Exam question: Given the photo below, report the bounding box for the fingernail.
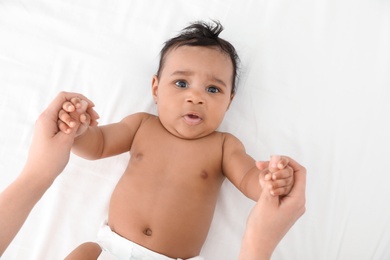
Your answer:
[81,100,88,107]
[278,162,285,169]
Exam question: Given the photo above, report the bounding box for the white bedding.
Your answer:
[1,0,390,259]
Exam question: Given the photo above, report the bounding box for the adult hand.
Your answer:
[24,91,99,182]
[239,156,306,260]
[0,91,98,256]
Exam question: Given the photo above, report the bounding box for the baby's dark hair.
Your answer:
[157,20,240,94]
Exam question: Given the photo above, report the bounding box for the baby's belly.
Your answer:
[107,171,222,259]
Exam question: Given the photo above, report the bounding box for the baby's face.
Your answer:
[152,45,234,139]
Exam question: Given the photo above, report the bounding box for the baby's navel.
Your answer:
[143,228,152,236]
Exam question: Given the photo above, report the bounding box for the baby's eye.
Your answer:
[175,80,188,88]
[207,86,220,93]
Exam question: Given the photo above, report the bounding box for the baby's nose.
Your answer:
[186,89,205,104]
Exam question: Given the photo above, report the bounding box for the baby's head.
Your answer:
[156,20,240,94]
[152,21,239,139]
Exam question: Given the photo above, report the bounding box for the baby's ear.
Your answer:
[151,75,159,103]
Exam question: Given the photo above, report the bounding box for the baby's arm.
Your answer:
[222,134,294,200]
[58,97,147,160]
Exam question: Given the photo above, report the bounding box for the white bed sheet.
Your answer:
[1,0,390,259]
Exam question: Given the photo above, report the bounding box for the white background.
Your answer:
[1,0,390,259]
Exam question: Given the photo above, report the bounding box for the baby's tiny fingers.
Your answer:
[272,166,293,180]
[59,109,76,128]
[270,186,290,196]
[70,97,82,109]
[269,177,293,190]
[62,101,76,112]
[58,119,71,134]
[79,112,91,126]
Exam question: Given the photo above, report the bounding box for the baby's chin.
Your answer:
[158,116,218,140]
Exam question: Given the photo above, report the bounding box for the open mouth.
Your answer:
[187,114,199,119]
[184,113,202,125]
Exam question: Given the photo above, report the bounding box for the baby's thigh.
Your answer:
[64,242,102,260]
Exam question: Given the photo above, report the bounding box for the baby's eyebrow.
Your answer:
[170,70,192,77]
[170,70,228,88]
[210,77,228,89]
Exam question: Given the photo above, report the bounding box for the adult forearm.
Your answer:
[239,229,274,260]
[0,168,54,255]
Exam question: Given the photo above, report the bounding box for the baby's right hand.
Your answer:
[58,97,97,137]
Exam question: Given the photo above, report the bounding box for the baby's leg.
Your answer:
[64,242,102,260]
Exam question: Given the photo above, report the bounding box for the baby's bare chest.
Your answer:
[128,125,225,182]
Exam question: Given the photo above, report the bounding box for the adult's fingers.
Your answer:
[280,157,307,213]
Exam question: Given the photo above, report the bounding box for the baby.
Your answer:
[59,21,294,259]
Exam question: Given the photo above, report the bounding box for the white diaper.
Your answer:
[97,222,204,260]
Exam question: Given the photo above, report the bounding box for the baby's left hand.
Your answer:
[58,96,98,137]
[257,155,294,196]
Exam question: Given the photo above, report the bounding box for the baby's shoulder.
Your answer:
[121,112,156,124]
[117,112,158,133]
[217,131,240,142]
[215,132,241,144]
[217,131,245,150]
